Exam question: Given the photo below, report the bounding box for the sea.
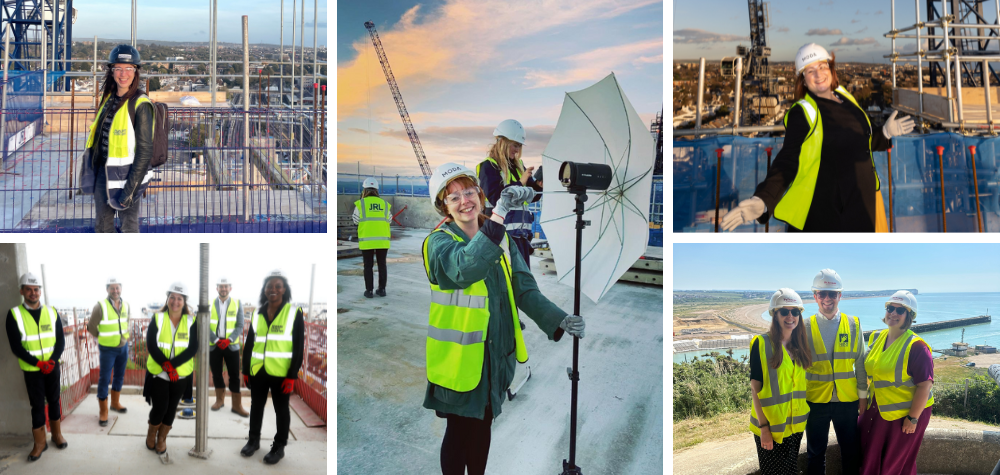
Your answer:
[673,292,1000,364]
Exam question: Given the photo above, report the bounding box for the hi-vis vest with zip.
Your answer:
[355,196,391,250]
[146,312,195,377]
[775,87,881,230]
[249,303,297,377]
[805,313,862,403]
[97,299,130,347]
[421,227,528,392]
[10,304,57,372]
[865,329,934,421]
[748,334,810,444]
[210,298,240,344]
[85,94,156,202]
[477,157,534,234]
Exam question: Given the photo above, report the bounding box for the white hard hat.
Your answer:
[106,277,121,286]
[811,268,844,291]
[266,269,285,280]
[362,177,379,190]
[885,290,918,321]
[217,277,231,286]
[493,119,526,144]
[19,272,41,287]
[166,282,188,298]
[795,43,832,75]
[769,288,805,317]
[428,162,479,207]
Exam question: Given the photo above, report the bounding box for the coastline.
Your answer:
[720,295,883,330]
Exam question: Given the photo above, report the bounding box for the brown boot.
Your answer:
[49,419,67,449]
[211,388,225,411]
[155,424,171,455]
[109,390,127,413]
[146,423,160,450]
[27,427,47,461]
[230,392,249,418]
[98,398,109,427]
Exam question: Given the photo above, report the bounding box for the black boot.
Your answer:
[263,443,285,464]
[240,438,260,457]
[364,290,374,298]
[375,288,386,297]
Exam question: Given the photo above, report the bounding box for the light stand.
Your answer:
[560,187,587,475]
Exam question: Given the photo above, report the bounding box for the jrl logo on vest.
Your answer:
[369,203,383,212]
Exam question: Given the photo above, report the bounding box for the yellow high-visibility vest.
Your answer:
[249,303,297,378]
[865,329,934,421]
[421,227,527,392]
[10,304,57,372]
[97,299,130,347]
[146,312,195,378]
[748,334,810,444]
[210,298,240,344]
[355,197,391,250]
[805,313,862,403]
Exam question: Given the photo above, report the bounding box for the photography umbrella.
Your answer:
[539,72,654,474]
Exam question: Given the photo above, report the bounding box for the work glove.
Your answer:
[162,361,179,382]
[107,195,131,211]
[720,196,767,232]
[493,191,515,219]
[35,360,53,374]
[282,378,295,394]
[243,374,251,389]
[882,110,915,139]
[559,314,586,339]
[502,185,536,204]
[217,339,230,350]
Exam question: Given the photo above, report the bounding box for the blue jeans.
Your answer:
[98,344,129,400]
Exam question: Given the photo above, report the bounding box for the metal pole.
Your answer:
[887,147,895,232]
[41,19,47,130]
[313,0,318,89]
[916,0,924,124]
[190,244,212,459]
[984,59,993,131]
[733,57,743,128]
[291,0,296,109]
[40,264,50,307]
[211,0,217,108]
[279,0,284,101]
[52,0,58,79]
[891,0,897,89]
[93,36,97,108]
[299,0,305,110]
[695,58,705,133]
[969,145,983,232]
[131,0,136,46]
[715,148,723,232]
[242,16,250,221]
[69,80,74,199]
[1,28,11,159]
[943,18,954,128]
[955,55,964,125]
[306,263,315,323]
[936,145,948,232]
[764,146,772,232]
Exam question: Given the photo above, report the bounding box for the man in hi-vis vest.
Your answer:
[209,277,248,416]
[87,277,131,427]
[803,269,868,475]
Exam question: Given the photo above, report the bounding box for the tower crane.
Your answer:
[364,20,433,186]
[722,0,777,126]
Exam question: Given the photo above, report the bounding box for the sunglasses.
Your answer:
[776,308,801,317]
[886,305,908,315]
[816,291,840,299]
[443,186,480,206]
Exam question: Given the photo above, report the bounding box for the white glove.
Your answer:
[493,192,514,219]
[882,110,914,139]
[502,185,536,204]
[720,196,766,232]
[559,314,585,339]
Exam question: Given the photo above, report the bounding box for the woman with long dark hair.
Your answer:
[240,270,305,465]
[749,288,812,474]
[81,44,155,232]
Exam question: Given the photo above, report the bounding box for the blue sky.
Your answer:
[337,0,664,176]
[72,1,327,46]
[673,0,935,63]
[673,244,1000,292]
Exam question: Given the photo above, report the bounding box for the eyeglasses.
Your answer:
[443,187,479,206]
[886,305,908,315]
[112,67,136,74]
[776,308,801,317]
[816,291,840,300]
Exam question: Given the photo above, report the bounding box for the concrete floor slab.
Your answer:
[337,228,664,474]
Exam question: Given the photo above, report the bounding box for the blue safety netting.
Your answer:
[0,70,44,160]
[674,133,1000,232]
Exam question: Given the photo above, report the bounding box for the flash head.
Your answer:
[559,162,613,191]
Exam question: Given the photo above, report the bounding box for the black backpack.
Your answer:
[127,95,169,168]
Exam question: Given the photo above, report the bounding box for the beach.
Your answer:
[721,296,881,331]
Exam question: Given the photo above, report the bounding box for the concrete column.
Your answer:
[0,243,32,437]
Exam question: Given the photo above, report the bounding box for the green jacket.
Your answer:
[422,221,567,420]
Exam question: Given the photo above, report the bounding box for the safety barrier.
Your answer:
[674,134,1000,232]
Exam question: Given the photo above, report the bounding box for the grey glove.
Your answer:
[720,196,766,231]
[493,191,515,218]
[882,110,914,139]
[559,314,585,339]
[502,185,536,204]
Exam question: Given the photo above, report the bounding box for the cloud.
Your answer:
[831,37,879,46]
[851,19,861,23]
[523,38,663,88]
[777,26,790,33]
[856,27,869,33]
[347,128,369,135]
[673,29,747,44]
[807,28,843,36]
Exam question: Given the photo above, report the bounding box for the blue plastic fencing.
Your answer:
[0,71,45,160]
[674,134,1000,232]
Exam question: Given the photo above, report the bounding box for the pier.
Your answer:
[862,315,992,340]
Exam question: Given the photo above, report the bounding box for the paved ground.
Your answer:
[337,228,664,474]
[0,393,327,474]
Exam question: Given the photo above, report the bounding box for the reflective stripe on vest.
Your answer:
[774,86,881,230]
[748,334,810,444]
[421,227,528,392]
[210,298,240,342]
[249,303,297,377]
[477,157,533,233]
[97,299,130,347]
[865,330,935,421]
[85,94,156,202]
[11,305,56,372]
[146,312,195,377]
[805,313,861,403]
[355,197,391,250]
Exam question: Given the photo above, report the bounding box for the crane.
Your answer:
[364,20,433,186]
[721,0,777,127]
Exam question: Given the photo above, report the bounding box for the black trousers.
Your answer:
[361,248,388,291]
[440,406,494,475]
[249,372,291,446]
[148,376,186,426]
[210,348,241,392]
[183,374,193,401]
[806,401,861,475]
[23,366,61,429]
[94,169,141,233]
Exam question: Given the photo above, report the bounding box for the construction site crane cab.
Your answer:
[721,57,740,78]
